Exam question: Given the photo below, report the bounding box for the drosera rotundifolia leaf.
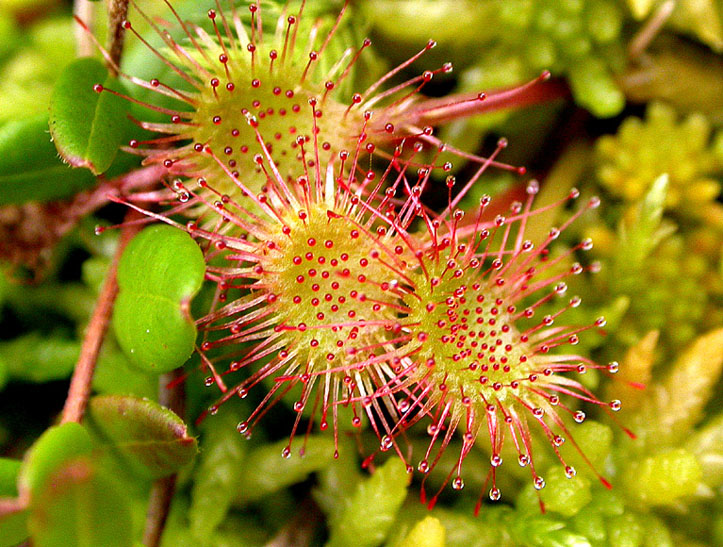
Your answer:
[114,224,205,373]
[49,57,129,175]
[85,395,198,480]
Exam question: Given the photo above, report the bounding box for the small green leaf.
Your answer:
[237,435,336,504]
[0,504,28,547]
[27,457,133,547]
[18,423,93,499]
[326,457,410,547]
[0,459,28,547]
[114,225,205,373]
[0,333,79,383]
[0,458,20,497]
[49,57,128,175]
[85,395,197,479]
[0,115,95,205]
[189,406,247,539]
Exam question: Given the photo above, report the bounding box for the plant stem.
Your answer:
[628,0,676,60]
[73,0,96,57]
[60,211,141,424]
[107,0,130,76]
[142,369,185,547]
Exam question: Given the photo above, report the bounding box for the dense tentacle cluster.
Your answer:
[373,182,628,510]
[96,0,630,511]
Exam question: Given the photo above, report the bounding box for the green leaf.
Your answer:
[237,435,336,504]
[0,459,27,547]
[0,115,95,205]
[114,225,205,373]
[0,333,79,383]
[0,458,20,497]
[189,406,248,539]
[85,395,197,479]
[18,423,93,499]
[49,57,128,175]
[0,504,28,547]
[326,457,410,547]
[27,457,133,547]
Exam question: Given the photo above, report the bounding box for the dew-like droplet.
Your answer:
[610,399,622,411]
[380,435,393,451]
[452,477,465,490]
[491,455,503,467]
[518,454,530,467]
[281,447,291,459]
[534,476,546,490]
[565,466,577,478]
[237,421,248,434]
[418,460,430,473]
[489,487,501,501]
[204,376,214,387]
[573,410,586,423]
[607,361,619,374]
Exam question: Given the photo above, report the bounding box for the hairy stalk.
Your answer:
[107,0,130,76]
[61,210,141,424]
[142,370,185,547]
[73,0,96,57]
[628,0,676,60]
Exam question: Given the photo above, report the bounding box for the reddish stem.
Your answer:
[107,0,130,76]
[61,210,142,424]
[142,369,185,547]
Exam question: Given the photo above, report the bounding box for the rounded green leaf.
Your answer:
[27,457,133,547]
[0,115,95,205]
[114,225,205,373]
[18,423,93,499]
[84,395,197,479]
[49,57,128,175]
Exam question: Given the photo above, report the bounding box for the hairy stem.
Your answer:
[107,0,130,76]
[73,0,96,57]
[61,211,141,424]
[142,369,185,547]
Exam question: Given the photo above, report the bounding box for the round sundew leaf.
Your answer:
[17,423,94,499]
[49,57,128,175]
[27,457,133,547]
[114,225,205,373]
[84,395,198,480]
[0,115,96,205]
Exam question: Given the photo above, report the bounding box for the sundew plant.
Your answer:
[0,1,722,546]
